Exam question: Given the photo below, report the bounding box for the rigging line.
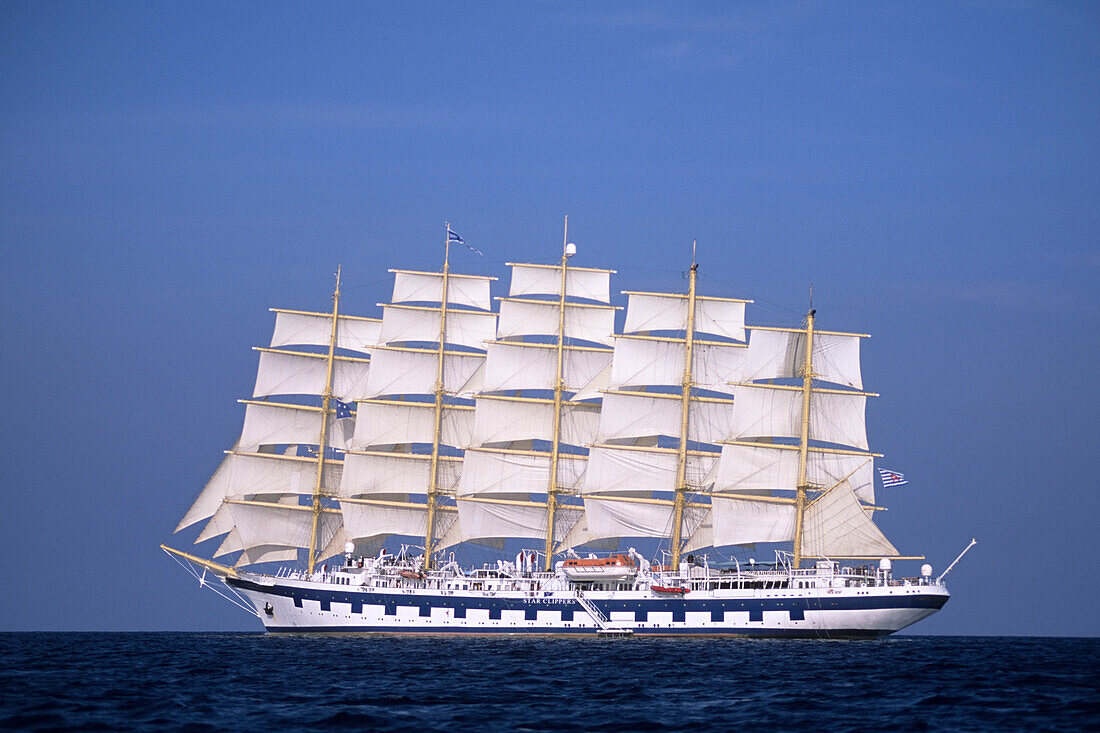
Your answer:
[166,552,261,618]
[695,271,750,300]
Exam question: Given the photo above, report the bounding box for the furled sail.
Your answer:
[173,286,380,567]
[452,260,616,556]
[337,268,496,552]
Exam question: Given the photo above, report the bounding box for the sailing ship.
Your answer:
[163,223,972,637]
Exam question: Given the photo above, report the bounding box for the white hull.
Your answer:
[227,573,948,638]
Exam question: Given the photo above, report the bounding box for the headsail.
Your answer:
[173,271,381,569]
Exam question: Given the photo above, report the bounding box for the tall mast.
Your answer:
[307,265,341,574]
[423,226,452,570]
[791,307,816,567]
[544,216,571,571]
[669,242,698,569]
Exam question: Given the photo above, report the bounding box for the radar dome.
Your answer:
[565,242,577,256]
[879,558,892,571]
[921,564,933,577]
[344,542,355,554]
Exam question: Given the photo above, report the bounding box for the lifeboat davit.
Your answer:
[562,554,637,582]
[650,585,689,595]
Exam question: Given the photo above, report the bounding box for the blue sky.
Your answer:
[1,1,1096,635]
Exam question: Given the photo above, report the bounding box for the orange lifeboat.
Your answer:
[561,554,637,582]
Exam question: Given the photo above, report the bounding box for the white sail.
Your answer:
[507,264,612,303]
[352,401,474,449]
[214,523,299,566]
[340,499,453,543]
[497,299,615,346]
[176,449,235,533]
[711,495,796,547]
[340,452,462,498]
[226,501,341,555]
[253,349,371,401]
[584,496,674,540]
[240,403,323,451]
[176,450,343,533]
[583,445,718,495]
[447,260,616,563]
[715,443,876,503]
[270,310,381,353]
[744,329,864,389]
[597,392,734,445]
[471,398,599,447]
[576,284,747,548]
[802,481,898,557]
[729,384,869,451]
[609,337,749,391]
[331,266,498,554]
[457,449,588,496]
[454,499,583,544]
[623,293,746,342]
[391,270,493,311]
[378,305,497,351]
[363,347,485,399]
[481,341,612,393]
[709,453,887,553]
[236,547,299,567]
[212,527,244,558]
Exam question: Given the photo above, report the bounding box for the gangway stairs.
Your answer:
[575,591,633,637]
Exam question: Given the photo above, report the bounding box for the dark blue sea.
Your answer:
[1,633,1096,731]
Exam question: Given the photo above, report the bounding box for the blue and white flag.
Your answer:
[878,469,908,487]
[447,226,483,256]
[334,399,353,420]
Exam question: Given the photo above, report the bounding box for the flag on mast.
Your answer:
[447,225,483,256]
[878,469,908,487]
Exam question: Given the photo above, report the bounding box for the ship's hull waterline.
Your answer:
[227,575,948,638]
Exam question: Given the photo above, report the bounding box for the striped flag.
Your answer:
[447,225,483,256]
[879,469,908,487]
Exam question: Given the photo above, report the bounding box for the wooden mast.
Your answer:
[669,243,698,570]
[544,216,570,570]
[791,307,816,567]
[423,226,452,570]
[307,266,341,574]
